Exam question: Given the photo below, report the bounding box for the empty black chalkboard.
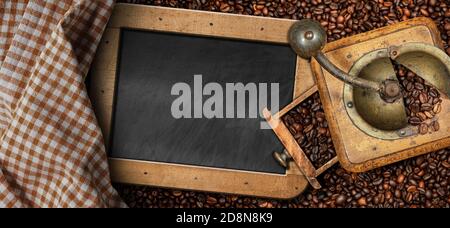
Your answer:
[111,29,296,174]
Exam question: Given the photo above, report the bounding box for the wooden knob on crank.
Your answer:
[288,19,327,59]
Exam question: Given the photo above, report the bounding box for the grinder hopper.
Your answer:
[264,18,450,189]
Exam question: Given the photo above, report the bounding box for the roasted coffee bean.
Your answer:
[335,195,346,206]
[293,123,302,132]
[206,196,217,204]
[373,178,383,186]
[417,112,427,122]
[118,0,450,209]
[429,89,439,98]
[406,82,414,91]
[419,93,428,104]
[424,111,434,119]
[444,23,450,31]
[304,124,314,133]
[433,103,441,114]
[419,124,428,135]
[318,127,328,135]
[431,121,440,131]
[408,117,421,126]
[397,174,406,184]
[421,103,433,111]
[289,126,297,134]
[172,190,182,197]
[410,103,420,113]
[432,98,442,105]
[357,197,367,206]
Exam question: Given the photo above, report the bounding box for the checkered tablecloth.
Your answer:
[0,0,124,207]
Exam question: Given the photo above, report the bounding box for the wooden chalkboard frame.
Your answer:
[89,3,315,198]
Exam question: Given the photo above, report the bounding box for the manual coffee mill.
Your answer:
[264,18,450,189]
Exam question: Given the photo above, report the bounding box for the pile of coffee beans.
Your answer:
[114,186,286,208]
[282,92,335,168]
[115,0,450,208]
[395,64,442,135]
[116,148,450,208]
[116,147,450,208]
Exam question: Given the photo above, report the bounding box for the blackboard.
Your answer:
[111,28,297,174]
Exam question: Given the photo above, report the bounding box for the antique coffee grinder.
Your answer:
[264,18,450,189]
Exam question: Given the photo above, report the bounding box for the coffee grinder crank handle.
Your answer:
[288,19,403,102]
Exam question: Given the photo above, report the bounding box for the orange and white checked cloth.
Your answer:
[0,0,124,207]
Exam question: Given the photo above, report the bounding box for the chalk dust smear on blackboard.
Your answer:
[110,29,297,174]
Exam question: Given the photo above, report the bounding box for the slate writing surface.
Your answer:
[111,29,297,174]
